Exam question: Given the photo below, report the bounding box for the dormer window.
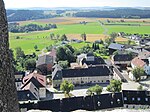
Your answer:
[132,98,135,101]
[124,97,127,101]
[145,98,148,101]
[137,98,141,101]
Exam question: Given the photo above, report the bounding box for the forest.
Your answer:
[7,10,54,22]
[75,9,150,18]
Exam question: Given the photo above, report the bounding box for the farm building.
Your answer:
[52,64,113,87]
[108,43,125,55]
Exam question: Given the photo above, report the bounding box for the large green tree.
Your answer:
[60,80,74,97]
[106,79,122,93]
[132,67,145,82]
[56,45,75,63]
[0,0,20,111]
[87,84,103,95]
[24,59,36,70]
[15,47,25,59]
[60,34,67,41]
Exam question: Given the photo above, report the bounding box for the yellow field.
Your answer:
[115,37,129,42]
[66,34,129,42]
[66,34,109,42]
[19,17,150,26]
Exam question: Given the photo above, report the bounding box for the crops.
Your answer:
[10,17,150,54]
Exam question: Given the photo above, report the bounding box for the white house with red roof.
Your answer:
[17,71,49,101]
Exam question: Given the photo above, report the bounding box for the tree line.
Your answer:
[9,23,57,33]
[75,9,150,18]
[7,10,54,22]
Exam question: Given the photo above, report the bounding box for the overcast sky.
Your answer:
[4,0,150,9]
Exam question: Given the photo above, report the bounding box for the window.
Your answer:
[111,101,113,105]
[33,92,37,96]
[124,97,127,101]
[132,97,135,101]
[34,87,38,92]
[145,98,148,101]
[137,98,141,101]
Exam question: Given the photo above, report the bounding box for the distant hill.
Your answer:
[6,10,54,22]
[6,8,150,22]
[75,8,150,18]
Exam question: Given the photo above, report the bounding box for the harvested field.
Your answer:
[66,34,109,42]
[115,37,129,42]
[19,17,97,25]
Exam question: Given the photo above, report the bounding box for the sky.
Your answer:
[3,0,150,9]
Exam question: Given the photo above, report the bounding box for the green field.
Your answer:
[106,25,150,34]
[10,17,150,54]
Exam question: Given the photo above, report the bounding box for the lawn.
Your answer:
[10,38,56,54]
[105,24,150,34]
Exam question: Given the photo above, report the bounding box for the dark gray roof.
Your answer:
[62,65,112,78]
[52,68,62,80]
[82,57,105,65]
[36,55,53,67]
[112,54,133,62]
[108,43,125,50]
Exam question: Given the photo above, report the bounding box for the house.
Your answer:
[113,66,127,82]
[70,63,88,69]
[48,48,56,63]
[36,54,54,75]
[125,46,149,57]
[131,57,150,75]
[52,64,113,87]
[108,43,125,55]
[111,54,132,67]
[21,72,46,88]
[19,82,40,101]
[129,72,147,81]
[15,72,25,91]
[17,72,48,101]
[129,35,141,41]
[77,53,105,66]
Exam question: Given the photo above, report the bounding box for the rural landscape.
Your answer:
[1,0,150,111]
[9,16,150,54]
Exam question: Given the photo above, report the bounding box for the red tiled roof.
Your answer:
[22,72,46,87]
[131,57,146,68]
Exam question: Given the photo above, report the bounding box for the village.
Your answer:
[14,32,150,103]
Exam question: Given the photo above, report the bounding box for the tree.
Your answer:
[15,47,25,59]
[0,0,20,111]
[132,67,145,82]
[137,85,143,91]
[127,40,132,45]
[81,33,86,41]
[60,34,67,41]
[60,80,74,97]
[110,32,117,39]
[34,45,38,51]
[56,45,76,63]
[24,59,36,70]
[87,84,103,95]
[58,60,69,69]
[106,79,122,93]
[50,33,55,40]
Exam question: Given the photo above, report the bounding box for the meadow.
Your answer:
[10,17,150,54]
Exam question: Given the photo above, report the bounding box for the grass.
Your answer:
[69,42,92,49]
[105,25,150,34]
[10,17,150,54]
[10,38,56,54]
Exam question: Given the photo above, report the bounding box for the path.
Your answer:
[98,20,109,35]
